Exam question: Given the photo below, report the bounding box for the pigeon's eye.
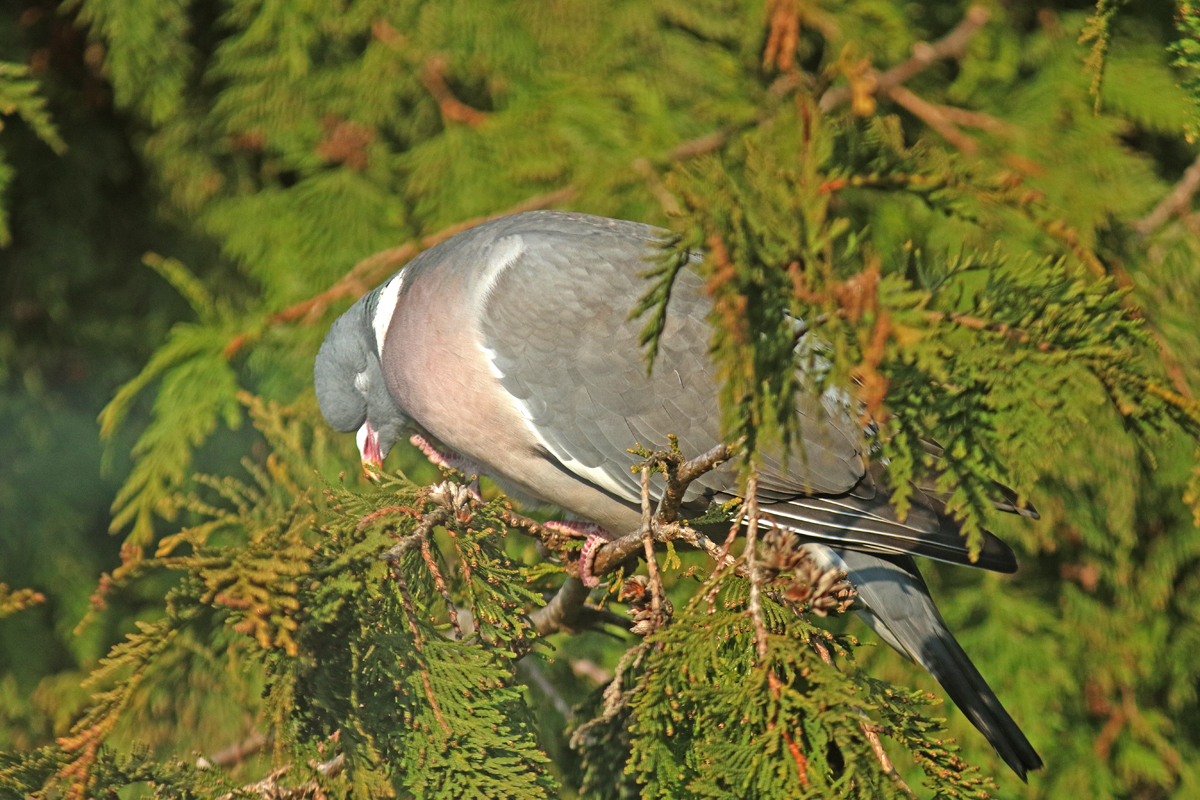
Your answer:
[354,371,370,394]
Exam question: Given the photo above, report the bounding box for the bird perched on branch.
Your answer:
[314,210,1043,779]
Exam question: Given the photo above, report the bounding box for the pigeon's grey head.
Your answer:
[314,296,408,468]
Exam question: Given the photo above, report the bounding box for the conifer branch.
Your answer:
[811,639,912,790]
[383,545,453,734]
[1135,150,1200,235]
[0,584,45,619]
[766,671,811,786]
[421,537,462,640]
[819,6,991,112]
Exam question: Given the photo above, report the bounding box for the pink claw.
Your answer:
[578,534,606,588]
[544,522,610,588]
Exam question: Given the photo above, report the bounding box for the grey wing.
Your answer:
[477,220,865,506]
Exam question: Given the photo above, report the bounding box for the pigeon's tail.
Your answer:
[818,547,1043,781]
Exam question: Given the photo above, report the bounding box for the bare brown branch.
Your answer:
[528,577,590,636]
[936,104,1013,134]
[1135,151,1200,236]
[197,730,270,769]
[588,441,735,578]
[639,466,666,627]
[526,578,629,636]
[666,125,743,161]
[633,157,682,216]
[657,441,736,524]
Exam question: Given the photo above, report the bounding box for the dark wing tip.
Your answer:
[972,530,1019,574]
[921,630,1043,781]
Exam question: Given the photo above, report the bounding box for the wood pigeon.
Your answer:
[314,211,1043,779]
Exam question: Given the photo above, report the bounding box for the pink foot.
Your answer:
[544,522,610,588]
[410,434,482,477]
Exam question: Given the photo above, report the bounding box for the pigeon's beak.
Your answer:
[356,422,383,471]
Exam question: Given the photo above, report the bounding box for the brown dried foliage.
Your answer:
[315,117,376,171]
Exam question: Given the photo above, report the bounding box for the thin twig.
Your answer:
[819,6,991,112]
[422,55,489,127]
[1135,150,1200,236]
[667,125,743,161]
[568,643,650,748]
[640,466,665,626]
[743,474,769,662]
[699,503,749,610]
[936,104,1013,134]
[633,158,682,216]
[884,85,979,155]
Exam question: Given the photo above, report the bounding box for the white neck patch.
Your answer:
[477,234,525,305]
[372,271,405,358]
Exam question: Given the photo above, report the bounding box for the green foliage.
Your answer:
[2,397,559,798]
[0,61,63,244]
[1171,2,1200,137]
[623,584,991,799]
[1079,0,1132,111]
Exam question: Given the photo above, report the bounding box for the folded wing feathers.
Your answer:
[759,494,1019,573]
